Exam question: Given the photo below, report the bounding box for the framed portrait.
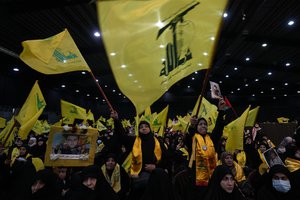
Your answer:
[262,147,284,168]
[44,126,98,167]
[210,81,222,99]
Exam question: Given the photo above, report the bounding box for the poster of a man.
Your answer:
[262,147,284,168]
[53,133,90,155]
[210,81,222,99]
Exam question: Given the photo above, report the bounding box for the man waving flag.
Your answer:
[97,0,228,114]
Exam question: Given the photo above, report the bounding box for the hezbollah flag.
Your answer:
[97,0,228,114]
[15,81,46,140]
[151,105,169,132]
[245,106,260,127]
[277,117,289,123]
[192,96,219,132]
[223,106,250,153]
[20,29,91,74]
[0,116,16,147]
[61,100,87,121]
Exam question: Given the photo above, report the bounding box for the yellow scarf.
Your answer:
[189,134,216,186]
[285,157,300,172]
[258,149,268,175]
[101,163,121,193]
[233,161,246,182]
[131,136,162,175]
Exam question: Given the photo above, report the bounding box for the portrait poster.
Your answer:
[262,147,284,168]
[44,126,98,167]
[210,81,222,99]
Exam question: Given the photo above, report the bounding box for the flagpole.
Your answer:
[195,68,211,117]
[88,71,114,111]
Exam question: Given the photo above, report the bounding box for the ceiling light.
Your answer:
[121,64,126,68]
[252,94,255,97]
[105,85,108,88]
[288,20,294,26]
[61,85,65,88]
[82,71,86,74]
[110,52,116,56]
[255,79,259,82]
[223,12,228,18]
[76,90,79,93]
[118,93,122,96]
[94,32,101,37]
[284,94,287,97]
[219,81,222,83]
[123,96,126,98]
[262,43,267,47]
[102,99,105,102]
[234,67,238,70]
[261,91,264,94]
[225,75,229,78]
[245,57,250,61]
[13,68,19,71]
[96,79,99,82]
[237,88,240,91]
[195,71,198,74]
[245,84,248,87]
[271,88,275,90]
[95,97,98,100]
[231,91,234,94]
[87,94,90,96]
[285,62,291,66]
[268,72,272,75]
[112,90,116,92]
[192,77,195,80]
[273,97,276,99]
[297,91,300,94]
[284,83,288,86]
[187,85,190,88]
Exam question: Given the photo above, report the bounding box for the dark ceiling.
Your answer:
[0,0,299,121]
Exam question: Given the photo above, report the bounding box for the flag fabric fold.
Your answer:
[20,29,91,74]
[97,0,228,114]
[245,106,260,127]
[60,100,87,121]
[15,81,46,140]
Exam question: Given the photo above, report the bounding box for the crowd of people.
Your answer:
[0,99,300,200]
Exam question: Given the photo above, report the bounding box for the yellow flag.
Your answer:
[0,116,16,147]
[0,117,6,129]
[20,29,91,74]
[192,96,219,132]
[151,105,169,132]
[97,0,228,114]
[245,106,260,127]
[224,106,250,153]
[277,117,289,123]
[97,120,107,132]
[86,110,95,122]
[60,100,86,121]
[32,120,50,135]
[15,81,46,139]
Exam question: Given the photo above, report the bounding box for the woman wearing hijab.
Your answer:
[186,98,227,199]
[111,111,168,200]
[204,165,245,200]
[257,164,299,200]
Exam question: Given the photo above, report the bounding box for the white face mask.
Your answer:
[272,179,291,193]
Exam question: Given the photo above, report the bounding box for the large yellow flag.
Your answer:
[97,0,228,114]
[0,116,16,147]
[20,29,91,74]
[61,100,86,121]
[0,117,6,129]
[15,81,46,139]
[192,96,219,132]
[245,106,260,127]
[224,106,250,153]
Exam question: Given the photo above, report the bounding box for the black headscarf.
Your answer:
[204,165,244,200]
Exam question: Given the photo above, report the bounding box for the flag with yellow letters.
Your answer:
[97,0,228,114]
[60,100,86,121]
[15,81,46,139]
[245,106,260,127]
[224,106,250,153]
[20,29,91,74]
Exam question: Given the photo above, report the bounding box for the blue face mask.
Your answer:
[272,179,291,193]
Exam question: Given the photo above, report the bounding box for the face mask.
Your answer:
[272,179,291,193]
